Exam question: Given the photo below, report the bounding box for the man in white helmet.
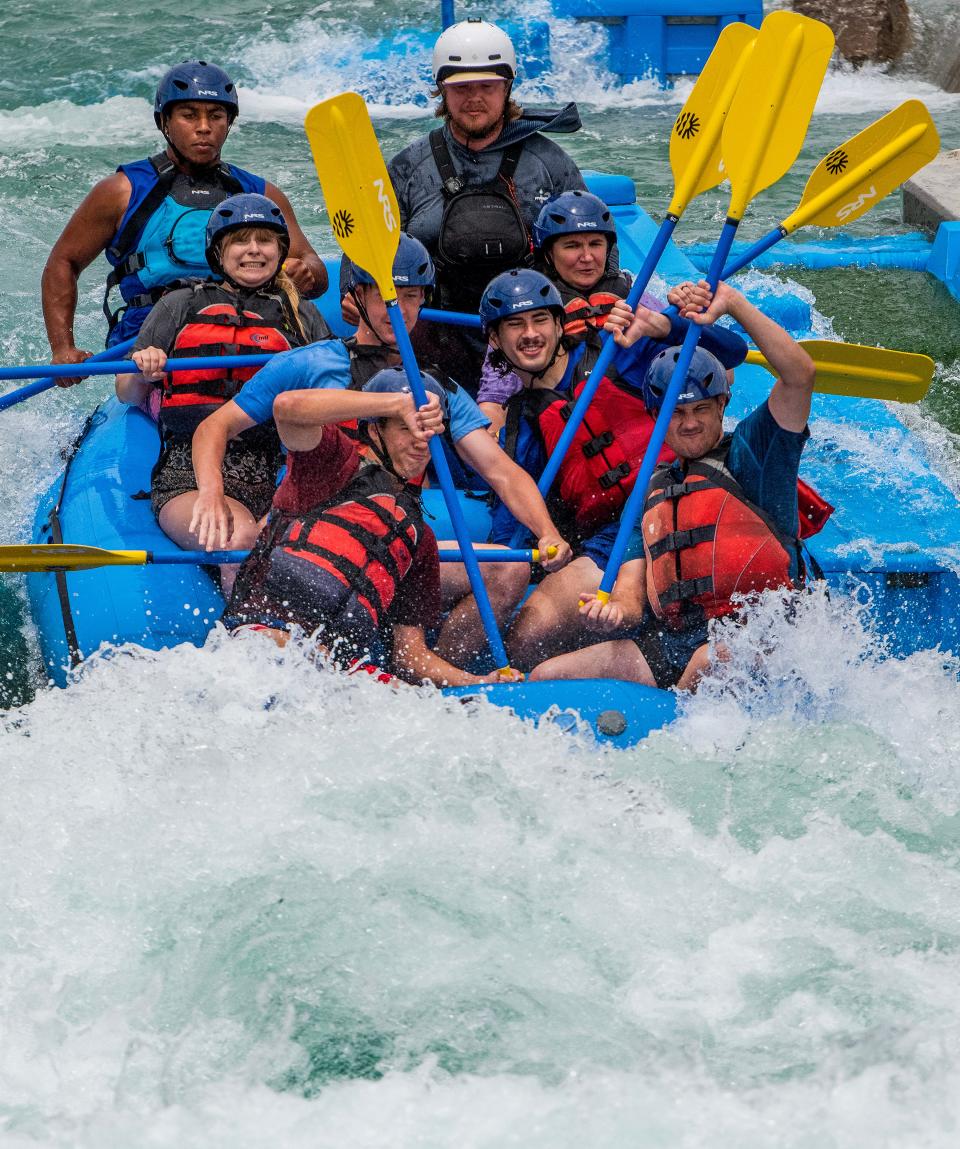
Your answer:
[385,18,586,392]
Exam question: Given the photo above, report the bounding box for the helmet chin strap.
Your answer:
[351,287,396,351]
[360,422,406,483]
[162,123,221,174]
[502,327,566,384]
[215,238,289,294]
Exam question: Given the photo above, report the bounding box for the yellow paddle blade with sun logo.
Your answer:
[781,99,940,234]
[304,92,402,304]
[667,21,757,217]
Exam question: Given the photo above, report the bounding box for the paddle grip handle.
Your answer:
[387,302,511,672]
[507,215,680,550]
[598,219,740,597]
[0,338,138,410]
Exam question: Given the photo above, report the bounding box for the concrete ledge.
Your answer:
[902,150,960,235]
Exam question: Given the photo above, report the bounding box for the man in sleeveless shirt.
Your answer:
[42,60,326,382]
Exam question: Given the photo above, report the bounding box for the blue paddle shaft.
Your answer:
[421,307,481,329]
[533,215,679,500]
[0,337,138,411]
[387,302,511,670]
[598,218,740,597]
[148,548,535,565]
[506,213,680,549]
[0,351,275,384]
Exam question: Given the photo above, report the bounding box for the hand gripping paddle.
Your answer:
[597,10,835,602]
[304,92,514,675]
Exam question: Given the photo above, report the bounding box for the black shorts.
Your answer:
[150,439,279,520]
[631,620,709,689]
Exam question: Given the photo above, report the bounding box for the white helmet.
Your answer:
[432,19,517,85]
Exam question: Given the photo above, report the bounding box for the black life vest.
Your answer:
[430,130,533,310]
[159,284,304,440]
[261,464,426,636]
[643,437,833,630]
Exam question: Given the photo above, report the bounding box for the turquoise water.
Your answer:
[3,3,960,1144]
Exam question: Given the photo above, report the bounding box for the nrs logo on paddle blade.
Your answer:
[836,185,877,221]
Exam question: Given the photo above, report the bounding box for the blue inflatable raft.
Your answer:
[25,172,960,746]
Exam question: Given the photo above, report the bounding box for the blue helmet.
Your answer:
[154,60,239,128]
[642,345,730,413]
[533,190,617,251]
[360,368,449,422]
[479,269,564,333]
[346,233,435,294]
[205,193,289,277]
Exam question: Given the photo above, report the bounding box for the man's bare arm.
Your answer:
[264,182,327,298]
[41,172,131,374]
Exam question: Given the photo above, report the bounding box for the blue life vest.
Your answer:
[103,152,264,346]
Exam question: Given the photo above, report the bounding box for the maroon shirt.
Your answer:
[273,425,442,631]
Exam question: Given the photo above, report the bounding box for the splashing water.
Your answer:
[3,0,960,1142]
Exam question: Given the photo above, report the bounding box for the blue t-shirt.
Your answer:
[232,338,490,445]
[631,399,809,578]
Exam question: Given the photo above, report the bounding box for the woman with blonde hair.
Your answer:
[116,193,329,592]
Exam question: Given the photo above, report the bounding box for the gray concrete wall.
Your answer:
[903,150,960,235]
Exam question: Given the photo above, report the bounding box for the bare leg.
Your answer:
[676,640,731,692]
[158,490,261,598]
[506,555,602,672]
[434,544,531,666]
[529,639,657,685]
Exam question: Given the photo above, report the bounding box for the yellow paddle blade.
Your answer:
[722,11,835,220]
[304,92,401,304]
[781,100,940,234]
[0,544,148,573]
[745,341,934,402]
[667,21,757,217]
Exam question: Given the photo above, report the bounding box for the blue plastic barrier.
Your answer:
[550,0,763,85]
[927,221,960,303]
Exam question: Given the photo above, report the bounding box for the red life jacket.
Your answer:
[561,290,623,339]
[533,373,676,535]
[268,465,425,632]
[160,285,299,438]
[642,438,833,630]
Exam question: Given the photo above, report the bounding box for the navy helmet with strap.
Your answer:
[154,60,239,126]
[360,367,449,422]
[642,344,730,413]
[533,190,617,251]
[205,193,290,278]
[479,268,564,333]
[346,233,435,292]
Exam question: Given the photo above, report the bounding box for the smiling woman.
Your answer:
[112,192,331,595]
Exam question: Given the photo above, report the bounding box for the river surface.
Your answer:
[2,2,960,1145]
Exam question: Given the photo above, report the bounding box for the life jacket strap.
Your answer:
[659,575,714,606]
[429,130,525,198]
[598,461,631,490]
[646,524,717,562]
[582,430,615,459]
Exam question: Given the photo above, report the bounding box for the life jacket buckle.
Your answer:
[598,461,630,490]
[583,431,614,459]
